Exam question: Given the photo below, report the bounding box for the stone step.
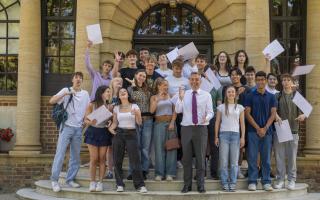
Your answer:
[59,172,282,191]
[29,180,308,200]
[77,166,247,179]
[16,188,74,200]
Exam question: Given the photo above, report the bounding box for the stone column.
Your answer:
[74,0,100,92]
[9,0,41,155]
[245,0,270,72]
[303,0,320,156]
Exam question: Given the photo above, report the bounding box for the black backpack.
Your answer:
[51,88,73,130]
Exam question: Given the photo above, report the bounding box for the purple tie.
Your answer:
[192,91,198,125]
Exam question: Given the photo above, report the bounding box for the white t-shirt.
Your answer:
[265,85,279,95]
[165,75,190,97]
[155,68,173,78]
[114,104,140,129]
[217,104,244,133]
[182,63,198,78]
[57,88,90,128]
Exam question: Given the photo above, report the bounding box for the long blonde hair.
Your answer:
[109,77,123,103]
[224,85,238,116]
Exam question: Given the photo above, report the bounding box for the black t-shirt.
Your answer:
[240,75,247,85]
[146,71,163,94]
[120,67,138,89]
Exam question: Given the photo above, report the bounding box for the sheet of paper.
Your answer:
[170,93,179,104]
[200,77,214,92]
[292,64,315,76]
[166,47,179,63]
[292,91,313,117]
[205,68,222,90]
[86,24,103,44]
[178,42,199,61]
[274,120,293,143]
[87,105,112,125]
[262,39,285,60]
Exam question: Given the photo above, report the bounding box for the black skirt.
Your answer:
[84,126,112,147]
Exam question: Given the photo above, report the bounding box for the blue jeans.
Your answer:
[219,131,240,186]
[51,125,82,183]
[153,121,177,177]
[247,131,273,185]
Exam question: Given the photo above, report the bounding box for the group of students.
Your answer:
[48,41,306,194]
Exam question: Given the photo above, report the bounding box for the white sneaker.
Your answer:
[96,182,103,192]
[51,181,61,192]
[155,176,162,181]
[177,161,183,169]
[67,181,81,188]
[166,175,173,181]
[273,181,284,189]
[137,186,148,193]
[248,184,256,191]
[89,181,96,192]
[263,184,273,191]
[116,186,124,192]
[287,181,295,190]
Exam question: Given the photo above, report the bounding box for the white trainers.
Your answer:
[166,175,173,181]
[89,181,96,192]
[155,176,162,181]
[287,181,295,190]
[248,183,256,191]
[273,181,284,189]
[67,181,81,188]
[137,186,148,193]
[51,181,61,192]
[263,184,274,191]
[177,161,183,169]
[96,182,103,192]
[116,186,124,192]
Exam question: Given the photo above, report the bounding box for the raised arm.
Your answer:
[85,40,96,78]
[111,51,122,78]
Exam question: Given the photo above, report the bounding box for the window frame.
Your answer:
[0,0,20,95]
[41,0,77,96]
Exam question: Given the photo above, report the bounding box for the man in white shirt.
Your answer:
[175,72,213,193]
[49,72,90,193]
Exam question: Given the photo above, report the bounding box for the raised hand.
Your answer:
[114,51,122,62]
[125,78,136,87]
[178,86,185,101]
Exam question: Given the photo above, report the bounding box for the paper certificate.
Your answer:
[205,68,222,90]
[262,39,285,61]
[200,77,214,92]
[86,24,103,44]
[166,47,179,63]
[292,91,313,117]
[87,105,112,125]
[274,120,293,143]
[292,65,315,76]
[178,42,199,61]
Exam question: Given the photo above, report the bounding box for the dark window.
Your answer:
[269,0,306,77]
[0,0,20,95]
[42,0,76,95]
[134,4,213,62]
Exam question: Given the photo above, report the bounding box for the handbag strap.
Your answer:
[64,87,73,110]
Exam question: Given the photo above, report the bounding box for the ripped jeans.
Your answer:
[219,131,240,186]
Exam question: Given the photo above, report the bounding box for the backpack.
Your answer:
[51,88,73,130]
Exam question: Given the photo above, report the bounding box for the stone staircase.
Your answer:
[16,157,316,200]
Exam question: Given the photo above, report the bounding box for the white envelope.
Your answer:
[262,39,285,61]
[86,24,103,44]
[166,47,179,63]
[274,120,293,143]
[292,65,315,76]
[178,42,199,61]
[292,91,313,117]
[87,105,112,125]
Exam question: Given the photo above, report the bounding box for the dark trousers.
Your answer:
[208,117,219,178]
[113,128,145,189]
[181,125,208,187]
[175,113,183,161]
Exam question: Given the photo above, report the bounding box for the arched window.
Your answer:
[134,4,213,62]
[42,0,76,95]
[0,0,20,95]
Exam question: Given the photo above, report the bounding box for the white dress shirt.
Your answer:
[175,88,214,126]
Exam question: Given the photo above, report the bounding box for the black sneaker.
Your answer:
[127,174,132,180]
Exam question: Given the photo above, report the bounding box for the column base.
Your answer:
[304,147,320,156]
[9,145,41,155]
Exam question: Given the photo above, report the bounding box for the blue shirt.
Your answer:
[244,89,277,133]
